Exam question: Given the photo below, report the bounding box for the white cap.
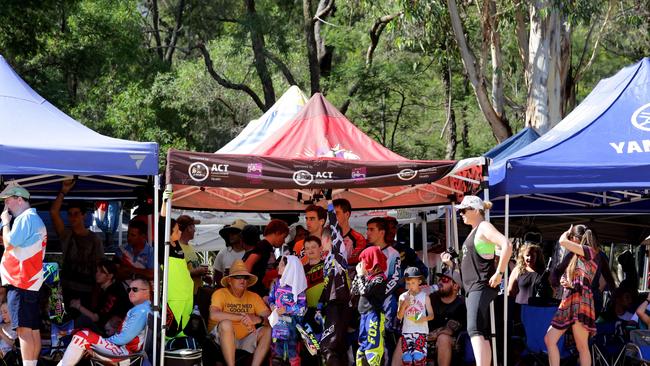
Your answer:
[456,195,484,210]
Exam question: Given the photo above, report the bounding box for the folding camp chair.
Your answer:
[624,329,650,365]
[88,313,153,366]
[591,321,627,366]
[518,305,572,365]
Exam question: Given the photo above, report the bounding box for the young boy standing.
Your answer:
[397,267,434,366]
[352,246,388,366]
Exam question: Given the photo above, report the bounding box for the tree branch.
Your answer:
[313,0,335,21]
[340,12,402,114]
[195,42,266,112]
[574,0,613,85]
[446,0,511,141]
[263,49,300,87]
[391,90,406,150]
[150,0,164,60]
[164,0,186,62]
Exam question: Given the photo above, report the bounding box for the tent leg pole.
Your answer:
[409,223,415,251]
[153,175,160,366]
[421,213,429,285]
[451,203,458,253]
[160,184,173,366]
[483,185,498,366]
[503,194,510,366]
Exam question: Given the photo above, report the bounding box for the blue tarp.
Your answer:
[0,55,158,198]
[491,57,650,197]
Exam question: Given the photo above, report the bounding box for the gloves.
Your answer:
[163,189,173,201]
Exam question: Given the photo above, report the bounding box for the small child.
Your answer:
[397,267,434,366]
[268,255,308,366]
[352,246,388,366]
[0,302,16,357]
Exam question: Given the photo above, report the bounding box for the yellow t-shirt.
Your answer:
[209,288,269,339]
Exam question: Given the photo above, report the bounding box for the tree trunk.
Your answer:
[303,0,321,94]
[245,0,275,109]
[525,0,568,133]
[446,0,511,142]
[442,58,457,160]
[487,0,506,123]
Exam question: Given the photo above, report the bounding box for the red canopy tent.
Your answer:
[166,93,485,211]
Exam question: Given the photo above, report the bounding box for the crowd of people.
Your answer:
[1,180,649,366]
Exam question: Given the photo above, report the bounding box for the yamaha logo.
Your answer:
[631,103,650,132]
[188,162,209,182]
[293,170,314,186]
[397,168,418,181]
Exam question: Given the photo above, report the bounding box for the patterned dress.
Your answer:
[551,246,598,336]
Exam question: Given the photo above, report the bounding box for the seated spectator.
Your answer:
[208,260,271,366]
[71,259,130,334]
[601,284,638,323]
[0,302,16,357]
[428,269,466,366]
[50,179,104,309]
[115,219,154,281]
[213,219,248,288]
[630,292,650,347]
[56,277,152,366]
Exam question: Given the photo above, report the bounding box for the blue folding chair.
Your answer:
[519,305,572,365]
[592,321,627,366]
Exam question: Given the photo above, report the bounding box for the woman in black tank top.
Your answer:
[442,195,512,366]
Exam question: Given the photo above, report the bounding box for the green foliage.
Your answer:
[2,0,648,170]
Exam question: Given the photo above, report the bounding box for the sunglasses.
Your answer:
[459,208,474,215]
[231,275,249,280]
[127,287,149,293]
[438,276,452,284]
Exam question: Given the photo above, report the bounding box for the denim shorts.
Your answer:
[7,286,41,330]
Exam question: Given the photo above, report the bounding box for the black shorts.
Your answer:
[466,288,498,338]
[7,286,41,330]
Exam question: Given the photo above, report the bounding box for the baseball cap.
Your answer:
[0,184,30,199]
[436,268,461,285]
[456,195,484,210]
[404,267,424,279]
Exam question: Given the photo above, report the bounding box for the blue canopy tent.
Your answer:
[479,58,650,365]
[0,55,164,364]
[485,58,650,216]
[484,126,540,165]
[491,57,650,197]
[0,55,158,199]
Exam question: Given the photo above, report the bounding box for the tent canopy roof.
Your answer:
[167,93,484,212]
[491,57,650,196]
[0,55,158,199]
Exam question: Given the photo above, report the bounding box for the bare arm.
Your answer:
[244,253,261,272]
[558,226,585,256]
[507,267,520,296]
[50,179,75,238]
[209,305,245,323]
[423,295,434,322]
[636,298,650,328]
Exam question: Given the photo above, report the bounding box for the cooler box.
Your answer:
[164,349,202,366]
